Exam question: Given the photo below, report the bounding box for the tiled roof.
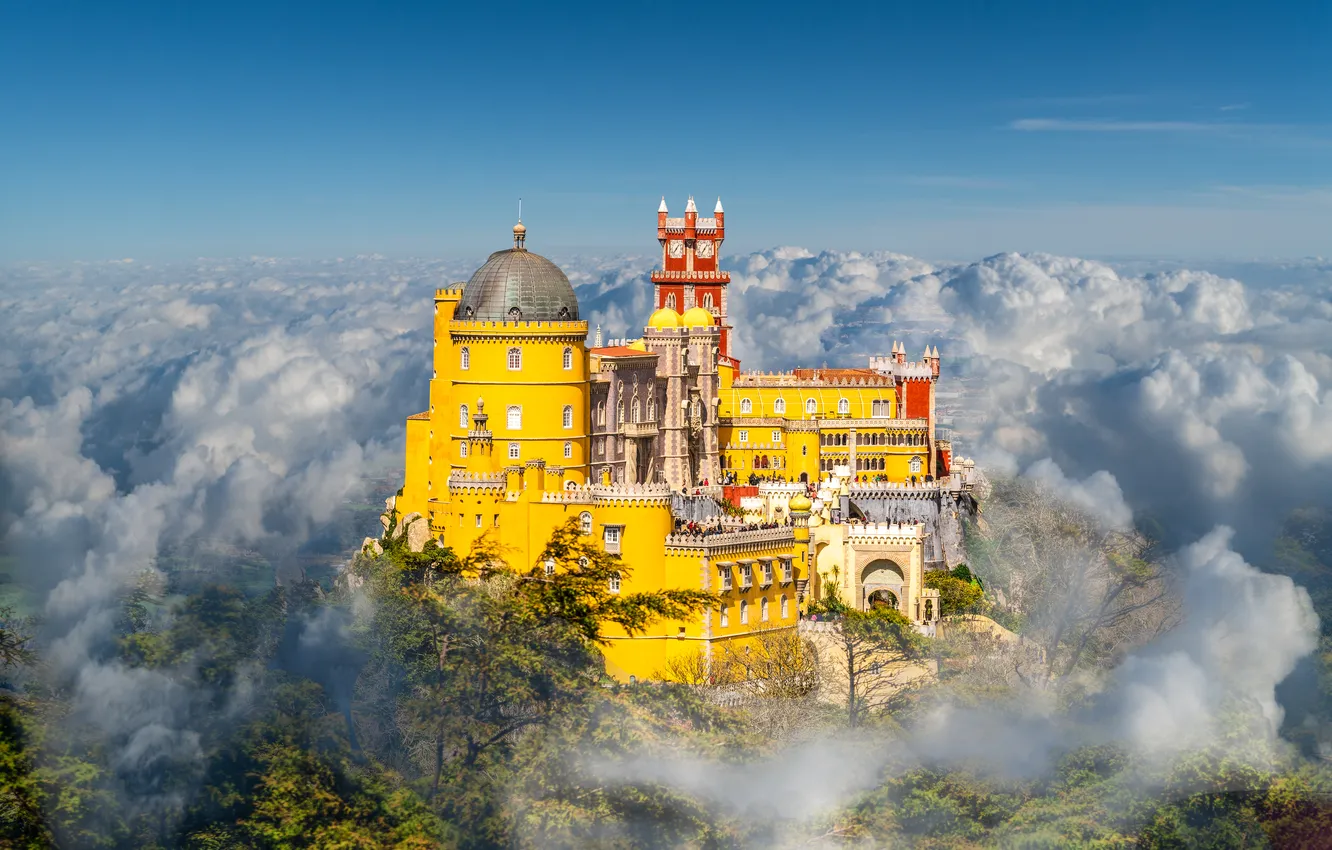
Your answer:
[407,411,430,420]
[591,346,657,358]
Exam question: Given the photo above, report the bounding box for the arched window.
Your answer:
[460,442,468,458]
[631,398,641,423]
[508,442,520,459]
[838,397,850,415]
[545,560,555,577]
[564,441,572,459]
[773,398,786,415]
[562,347,573,370]
[507,405,522,430]
[740,600,749,624]
[702,292,714,310]
[805,398,817,414]
[507,347,522,370]
[647,396,656,421]
[665,293,677,310]
[459,404,469,429]
[596,401,605,426]
[910,455,922,474]
[761,597,769,622]
[579,512,593,535]
[562,405,573,429]
[740,398,752,414]
[781,596,789,618]
[720,606,729,627]
[608,572,621,593]
[460,347,470,370]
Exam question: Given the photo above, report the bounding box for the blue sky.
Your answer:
[1,0,1329,261]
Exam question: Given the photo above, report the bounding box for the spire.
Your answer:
[594,325,603,347]
[714,197,724,214]
[658,196,668,213]
[512,219,526,249]
[685,196,697,213]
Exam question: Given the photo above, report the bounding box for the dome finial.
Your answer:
[513,198,526,249]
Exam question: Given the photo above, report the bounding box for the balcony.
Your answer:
[623,420,658,439]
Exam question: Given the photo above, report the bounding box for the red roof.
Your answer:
[791,368,882,380]
[407,411,430,420]
[591,346,657,358]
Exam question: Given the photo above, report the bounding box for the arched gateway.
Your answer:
[860,559,905,613]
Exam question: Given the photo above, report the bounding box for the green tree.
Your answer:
[824,608,927,728]
[923,570,985,616]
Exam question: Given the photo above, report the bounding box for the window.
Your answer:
[475,514,482,528]
[740,600,749,624]
[508,442,520,460]
[774,398,785,415]
[838,397,850,415]
[544,559,555,577]
[493,514,500,527]
[597,439,605,457]
[782,559,793,582]
[562,347,573,370]
[578,556,589,568]
[740,564,753,587]
[720,565,733,591]
[740,398,752,414]
[648,396,655,420]
[460,347,470,370]
[703,292,714,310]
[564,441,572,459]
[801,445,807,456]
[665,293,677,310]
[771,430,781,443]
[720,605,729,627]
[761,597,769,622]
[781,595,789,618]
[459,404,469,429]
[631,398,641,423]
[762,562,773,586]
[604,526,621,554]
[460,442,468,458]
[805,398,817,414]
[737,430,748,444]
[910,455,922,474]
[872,399,891,418]
[507,405,522,430]
[579,512,593,535]
[507,347,522,370]
[562,405,573,429]
[608,572,621,593]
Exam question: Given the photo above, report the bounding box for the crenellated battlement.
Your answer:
[664,525,796,554]
[845,521,927,545]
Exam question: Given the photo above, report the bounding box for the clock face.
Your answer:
[695,240,714,259]
[668,240,685,258]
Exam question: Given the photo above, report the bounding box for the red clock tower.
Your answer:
[653,195,734,360]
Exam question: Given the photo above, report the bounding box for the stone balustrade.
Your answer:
[664,525,795,553]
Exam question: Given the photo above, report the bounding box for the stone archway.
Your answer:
[860,559,905,613]
[867,588,899,609]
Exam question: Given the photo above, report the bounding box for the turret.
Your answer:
[714,197,725,236]
[657,196,668,234]
[684,195,697,240]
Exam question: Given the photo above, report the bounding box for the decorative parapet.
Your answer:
[819,418,929,431]
[664,525,796,555]
[758,481,807,496]
[448,471,505,494]
[848,479,941,498]
[541,487,595,505]
[467,428,493,443]
[650,270,731,281]
[844,521,926,546]
[732,372,894,388]
[593,482,673,506]
[448,320,589,339]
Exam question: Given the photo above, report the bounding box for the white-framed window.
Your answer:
[507,347,522,370]
[665,292,677,310]
[604,525,622,554]
[459,404,469,429]
[703,292,714,310]
[740,564,752,587]
[460,347,470,370]
[805,398,817,414]
[761,597,769,622]
[475,514,482,528]
[578,556,589,568]
[564,441,573,459]
[562,347,573,370]
[771,430,781,443]
[720,565,733,591]
[762,562,773,586]
[782,559,793,582]
[872,398,891,417]
[740,398,752,414]
[544,559,555,576]
[740,600,749,624]
[460,442,468,458]
[507,405,522,430]
[597,439,605,457]
[737,430,748,444]
[508,442,520,460]
[720,605,729,627]
[579,512,593,535]
[838,397,850,415]
[563,405,573,429]
[608,572,621,593]
[910,455,922,474]
[774,398,786,414]
[781,596,789,618]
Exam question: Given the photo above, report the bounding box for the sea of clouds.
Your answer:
[2,245,1330,823]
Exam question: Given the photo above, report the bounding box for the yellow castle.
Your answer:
[396,199,978,680]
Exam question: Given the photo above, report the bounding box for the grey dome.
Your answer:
[456,245,580,323]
